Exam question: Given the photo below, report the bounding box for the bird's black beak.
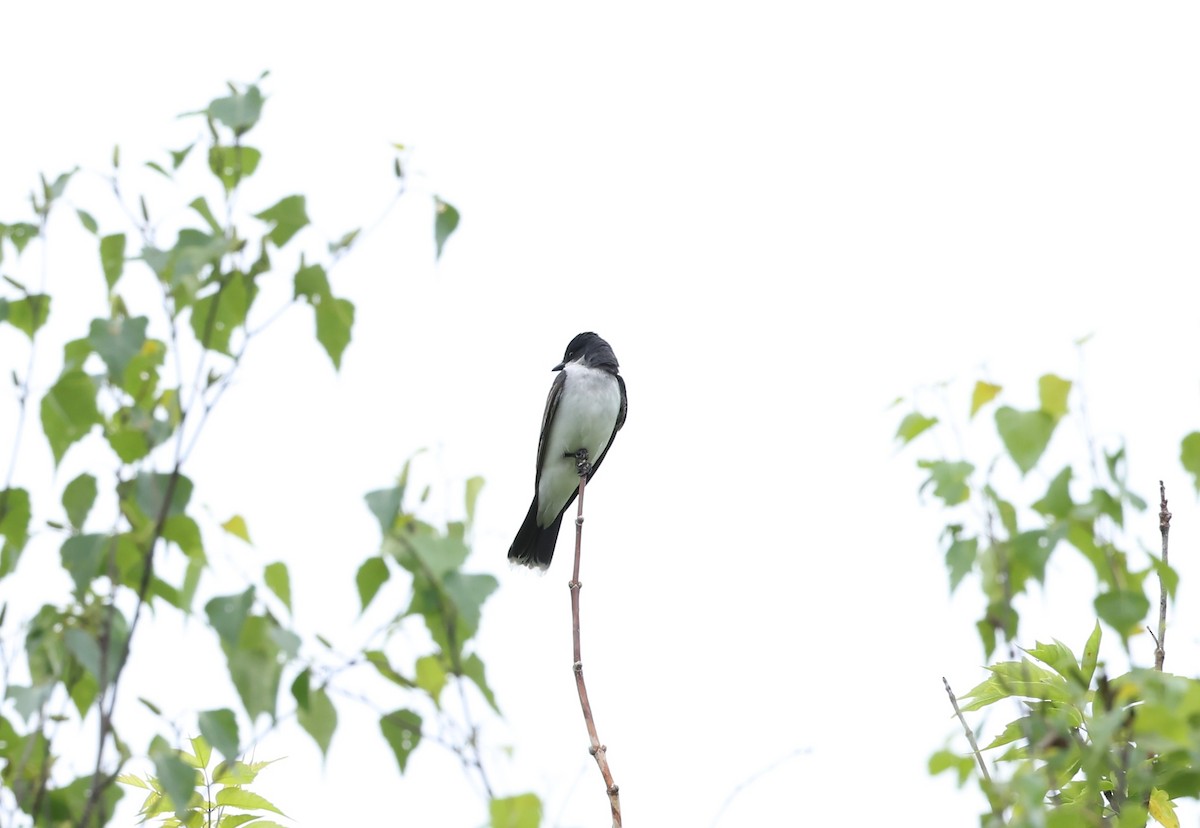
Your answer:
[552,361,565,371]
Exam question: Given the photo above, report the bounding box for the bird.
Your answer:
[508,332,627,570]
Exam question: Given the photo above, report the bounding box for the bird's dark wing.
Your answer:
[533,371,567,491]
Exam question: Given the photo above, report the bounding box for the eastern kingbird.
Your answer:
[508,332,627,570]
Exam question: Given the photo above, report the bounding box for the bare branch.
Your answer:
[1155,480,1171,671]
[568,453,622,827]
[943,676,991,785]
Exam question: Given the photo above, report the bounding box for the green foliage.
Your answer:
[900,366,1196,827]
[121,734,289,827]
[0,75,522,828]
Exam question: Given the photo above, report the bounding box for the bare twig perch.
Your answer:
[569,449,622,827]
[1154,480,1171,671]
[943,677,991,785]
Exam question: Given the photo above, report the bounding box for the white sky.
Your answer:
[4,2,1200,826]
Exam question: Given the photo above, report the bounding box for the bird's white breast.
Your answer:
[537,362,622,526]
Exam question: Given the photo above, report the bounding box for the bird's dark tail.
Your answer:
[508,501,564,570]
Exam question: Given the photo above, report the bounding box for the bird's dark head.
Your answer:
[553,332,619,372]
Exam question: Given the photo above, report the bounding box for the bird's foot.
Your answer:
[571,448,591,477]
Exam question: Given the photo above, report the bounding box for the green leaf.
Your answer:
[365,485,402,533]
[364,650,415,688]
[462,652,500,713]
[191,733,212,769]
[464,476,484,526]
[1038,373,1072,421]
[490,793,543,828]
[208,85,265,136]
[221,514,252,544]
[40,370,102,465]
[189,196,221,233]
[1032,466,1073,519]
[76,209,99,234]
[1022,639,1079,682]
[126,471,193,526]
[895,412,937,445]
[198,708,240,763]
[88,316,148,382]
[255,195,309,247]
[380,709,422,773]
[1095,589,1150,638]
[206,588,255,647]
[296,683,337,759]
[223,614,286,720]
[414,655,447,706]
[62,473,98,530]
[263,562,290,612]
[314,296,354,369]
[100,233,126,290]
[1181,432,1200,492]
[1080,620,1101,686]
[928,749,975,787]
[2,294,51,339]
[434,197,460,260]
[441,572,498,639]
[0,487,32,577]
[995,406,1056,475]
[171,143,195,169]
[293,262,330,302]
[208,145,262,192]
[215,787,286,816]
[5,222,38,255]
[291,668,311,709]
[402,533,471,578]
[917,460,974,506]
[356,557,389,612]
[328,228,360,254]
[64,609,127,689]
[190,273,249,355]
[60,534,108,598]
[945,535,977,593]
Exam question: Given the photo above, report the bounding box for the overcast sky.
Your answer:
[4,2,1200,826]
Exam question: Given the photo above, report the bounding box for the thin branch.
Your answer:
[943,676,992,785]
[568,450,622,828]
[1154,480,1171,671]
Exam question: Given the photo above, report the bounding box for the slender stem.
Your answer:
[1155,481,1171,671]
[568,458,622,827]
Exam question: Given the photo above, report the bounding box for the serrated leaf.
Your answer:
[356,557,389,612]
[215,787,285,816]
[41,370,102,465]
[255,195,309,247]
[263,562,290,611]
[895,412,937,445]
[490,793,543,828]
[1150,788,1179,828]
[995,406,1055,475]
[380,709,422,773]
[434,196,460,260]
[297,684,337,759]
[221,515,252,544]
